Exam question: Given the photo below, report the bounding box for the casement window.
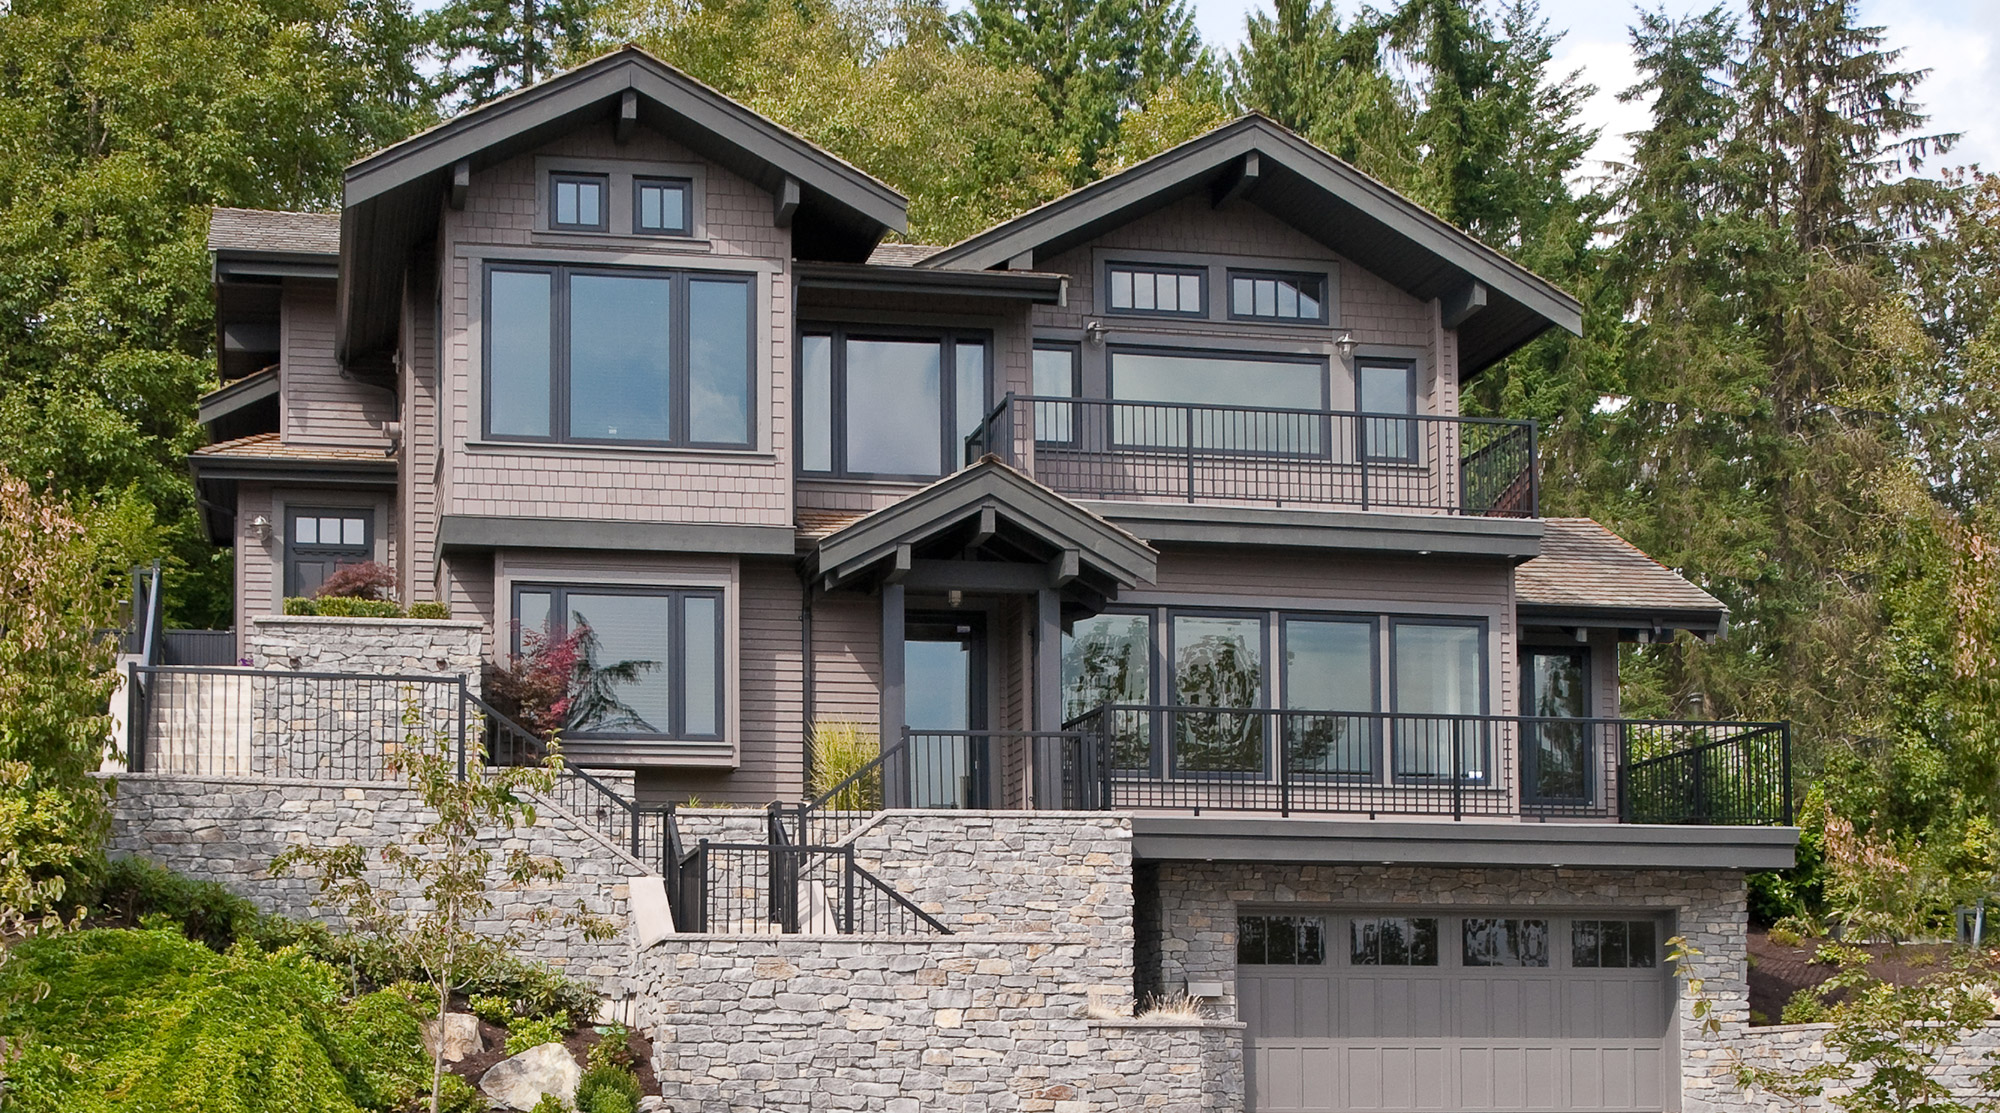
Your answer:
[1391,619,1488,781]
[1105,262,1206,317]
[484,264,752,448]
[1571,920,1659,968]
[1229,270,1327,323]
[512,584,722,741]
[549,172,609,231]
[1061,612,1154,768]
[1169,612,1266,774]
[633,177,692,235]
[1239,915,1328,965]
[1031,342,1080,444]
[1108,347,1328,452]
[797,328,990,479]
[1349,916,1440,966]
[284,508,372,597]
[1357,357,1418,462]
[1462,918,1551,967]
[1281,616,1378,776]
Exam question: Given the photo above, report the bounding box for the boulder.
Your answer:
[421,1012,484,1063]
[479,1042,580,1111]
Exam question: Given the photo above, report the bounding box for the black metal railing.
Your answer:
[1060,704,1792,824]
[779,729,1082,846]
[966,394,1538,516]
[684,840,949,936]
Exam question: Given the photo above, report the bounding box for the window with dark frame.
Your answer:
[1462,918,1550,967]
[1571,920,1659,968]
[1239,915,1327,965]
[549,172,608,231]
[1349,916,1440,965]
[1229,270,1327,322]
[512,584,723,741]
[634,177,692,235]
[1032,343,1080,444]
[1106,262,1207,317]
[797,327,991,480]
[1281,615,1378,776]
[1358,357,1418,462]
[483,263,753,449]
[284,508,372,598]
[1391,619,1488,782]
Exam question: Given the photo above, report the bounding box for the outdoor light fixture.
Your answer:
[250,515,273,542]
[948,590,963,608]
[1084,319,1107,345]
[1335,330,1358,359]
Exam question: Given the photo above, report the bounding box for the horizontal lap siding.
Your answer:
[404,269,443,605]
[809,592,881,730]
[441,124,792,527]
[283,280,393,447]
[235,483,276,632]
[739,560,805,800]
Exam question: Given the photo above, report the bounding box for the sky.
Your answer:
[1183,0,2000,180]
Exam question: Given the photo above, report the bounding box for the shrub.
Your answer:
[504,1014,567,1055]
[1781,986,1832,1024]
[431,1073,486,1113]
[408,601,451,620]
[531,1096,568,1113]
[284,595,320,615]
[460,954,599,1025]
[576,1061,642,1113]
[807,720,878,808]
[316,561,399,602]
[314,596,406,619]
[83,856,263,950]
[484,626,583,741]
[587,1023,635,1070]
[0,928,429,1113]
[469,993,514,1026]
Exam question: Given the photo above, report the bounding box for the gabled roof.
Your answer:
[920,115,1583,375]
[1516,518,1728,635]
[338,45,909,364]
[810,457,1158,595]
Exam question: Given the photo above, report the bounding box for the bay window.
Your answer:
[513,585,722,741]
[797,327,990,479]
[483,263,752,448]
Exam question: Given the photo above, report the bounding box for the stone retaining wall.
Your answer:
[246,615,483,682]
[1698,1021,2000,1113]
[107,772,641,986]
[1083,1019,1243,1112]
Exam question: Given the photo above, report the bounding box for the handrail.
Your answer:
[993,394,1539,427]
[851,859,952,934]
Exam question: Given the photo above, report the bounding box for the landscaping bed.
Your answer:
[1747,927,1979,1024]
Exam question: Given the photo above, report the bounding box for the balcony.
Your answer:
[965,395,1538,517]
[869,708,1792,826]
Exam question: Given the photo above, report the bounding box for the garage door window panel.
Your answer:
[1462,918,1550,967]
[1349,917,1439,966]
[1240,915,1328,965]
[1572,920,1658,968]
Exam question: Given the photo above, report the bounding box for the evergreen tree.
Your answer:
[1230,0,1411,177]
[430,0,598,106]
[965,0,1209,184]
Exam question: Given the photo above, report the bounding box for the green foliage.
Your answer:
[504,1013,568,1055]
[530,1096,568,1113]
[588,1022,635,1070]
[1781,985,1833,1024]
[576,1059,643,1113]
[0,928,429,1113]
[460,955,600,1025]
[431,0,595,107]
[431,1073,487,1113]
[282,597,453,619]
[0,0,430,626]
[408,601,453,620]
[1738,946,2000,1112]
[807,720,879,808]
[470,993,515,1026]
[84,855,264,949]
[0,472,151,934]
[273,700,612,1112]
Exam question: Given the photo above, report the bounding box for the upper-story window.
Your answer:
[634,177,692,236]
[484,263,752,448]
[1358,356,1417,461]
[798,327,989,480]
[1106,262,1206,317]
[1108,346,1327,452]
[549,172,609,231]
[1229,270,1327,323]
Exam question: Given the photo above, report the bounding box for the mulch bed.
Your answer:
[1747,928,1973,1025]
[448,1014,659,1095]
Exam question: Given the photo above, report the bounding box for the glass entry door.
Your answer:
[1523,647,1591,805]
[904,614,987,808]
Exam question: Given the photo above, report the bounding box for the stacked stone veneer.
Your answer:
[245,615,484,678]
[1151,862,1750,1113]
[107,773,641,986]
[635,811,1241,1112]
[1702,1022,2000,1113]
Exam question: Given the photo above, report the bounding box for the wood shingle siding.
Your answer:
[282,280,393,446]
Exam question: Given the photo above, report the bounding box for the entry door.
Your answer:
[285,508,373,597]
[904,614,987,808]
[1523,647,1590,805]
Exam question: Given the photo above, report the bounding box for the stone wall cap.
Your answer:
[250,615,486,629]
[1087,1018,1246,1031]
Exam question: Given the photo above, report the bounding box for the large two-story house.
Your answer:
[174,47,1797,1113]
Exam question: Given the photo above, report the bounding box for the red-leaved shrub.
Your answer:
[313,561,398,602]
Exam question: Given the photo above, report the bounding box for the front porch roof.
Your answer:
[806,457,1159,599]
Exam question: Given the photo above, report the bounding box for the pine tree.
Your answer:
[1229,0,1411,177]
[430,0,599,107]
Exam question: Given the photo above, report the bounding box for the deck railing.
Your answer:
[965,394,1538,516]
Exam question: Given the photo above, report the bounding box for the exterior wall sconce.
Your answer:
[1335,331,1357,360]
[250,515,273,542]
[1084,320,1107,345]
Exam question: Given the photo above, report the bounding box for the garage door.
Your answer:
[1238,912,1674,1113]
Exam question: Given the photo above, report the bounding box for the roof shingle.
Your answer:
[208,208,341,257]
[191,432,388,464]
[864,242,945,267]
[1516,518,1726,618]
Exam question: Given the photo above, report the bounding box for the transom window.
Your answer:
[1106,262,1206,317]
[483,264,752,448]
[635,177,692,235]
[512,584,722,741]
[1239,915,1327,965]
[1571,920,1659,968]
[549,173,608,231]
[1230,270,1326,322]
[1350,916,1440,966]
[798,327,990,479]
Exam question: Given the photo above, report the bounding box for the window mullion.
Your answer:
[672,273,689,447]
[668,591,685,739]
[553,266,570,444]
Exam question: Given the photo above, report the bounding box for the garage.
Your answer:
[1237,911,1676,1113]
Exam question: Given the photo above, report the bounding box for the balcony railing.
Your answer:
[965,394,1538,516]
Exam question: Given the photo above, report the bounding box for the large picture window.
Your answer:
[512,584,723,741]
[797,327,990,479]
[1108,348,1328,453]
[483,264,752,449]
[1061,612,1153,768]
[1392,620,1488,781]
[1282,616,1377,776]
